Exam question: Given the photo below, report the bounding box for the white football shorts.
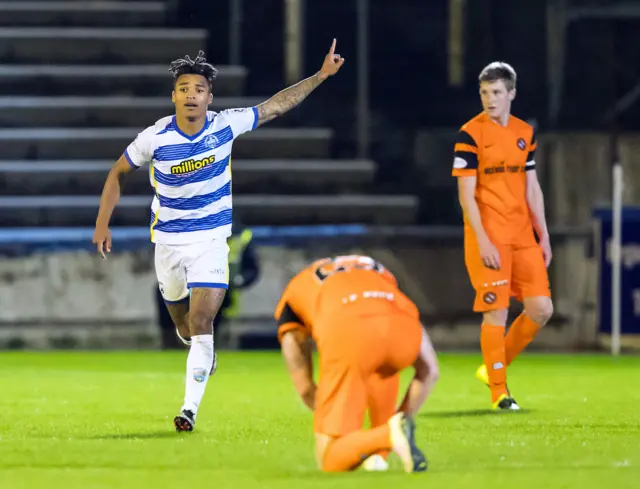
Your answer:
[155,237,229,302]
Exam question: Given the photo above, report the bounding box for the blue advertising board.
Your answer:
[594,207,640,335]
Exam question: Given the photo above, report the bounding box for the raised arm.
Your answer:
[256,38,345,127]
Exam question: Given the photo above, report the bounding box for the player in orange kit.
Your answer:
[452,62,554,410]
[274,255,439,473]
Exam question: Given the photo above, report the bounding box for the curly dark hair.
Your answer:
[169,50,218,92]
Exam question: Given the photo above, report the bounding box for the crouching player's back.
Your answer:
[275,255,439,473]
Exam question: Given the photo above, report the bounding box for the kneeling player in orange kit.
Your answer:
[274,255,439,473]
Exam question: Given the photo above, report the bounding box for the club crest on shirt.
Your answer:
[516,138,527,150]
[204,134,219,148]
[483,291,497,304]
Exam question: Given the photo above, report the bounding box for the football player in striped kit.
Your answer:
[93,41,344,432]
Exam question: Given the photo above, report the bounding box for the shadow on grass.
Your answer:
[420,408,534,418]
[87,430,187,440]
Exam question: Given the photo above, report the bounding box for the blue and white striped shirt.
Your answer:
[124,108,258,244]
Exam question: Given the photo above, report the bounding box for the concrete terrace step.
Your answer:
[0,127,334,160]
[0,1,167,27]
[0,195,419,227]
[0,28,207,64]
[0,96,265,127]
[0,159,376,195]
[0,64,247,97]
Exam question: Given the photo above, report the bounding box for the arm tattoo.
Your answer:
[256,73,323,126]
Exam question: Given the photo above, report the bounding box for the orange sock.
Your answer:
[322,426,392,472]
[481,323,508,403]
[505,314,541,365]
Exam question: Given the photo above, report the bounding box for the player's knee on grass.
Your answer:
[524,296,553,326]
[483,308,509,326]
[189,288,226,336]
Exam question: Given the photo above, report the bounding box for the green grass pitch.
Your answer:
[0,351,638,488]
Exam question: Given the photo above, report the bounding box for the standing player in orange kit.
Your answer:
[274,255,439,473]
[452,62,554,410]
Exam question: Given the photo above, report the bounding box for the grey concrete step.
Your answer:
[0,65,247,97]
[0,127,333,160]
[0,159,376,195]
[0,28,207,64]
[0,1,167,27]
[0,96,265,127]
[0,195,419,227]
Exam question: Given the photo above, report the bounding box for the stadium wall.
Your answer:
[0,235,596,351]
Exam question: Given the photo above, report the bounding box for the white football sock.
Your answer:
[181,334,214,415]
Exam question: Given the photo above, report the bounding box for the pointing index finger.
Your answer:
[328,38,336,55]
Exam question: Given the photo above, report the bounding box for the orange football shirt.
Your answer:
[274,255,418,342]
[451,112,537,246]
